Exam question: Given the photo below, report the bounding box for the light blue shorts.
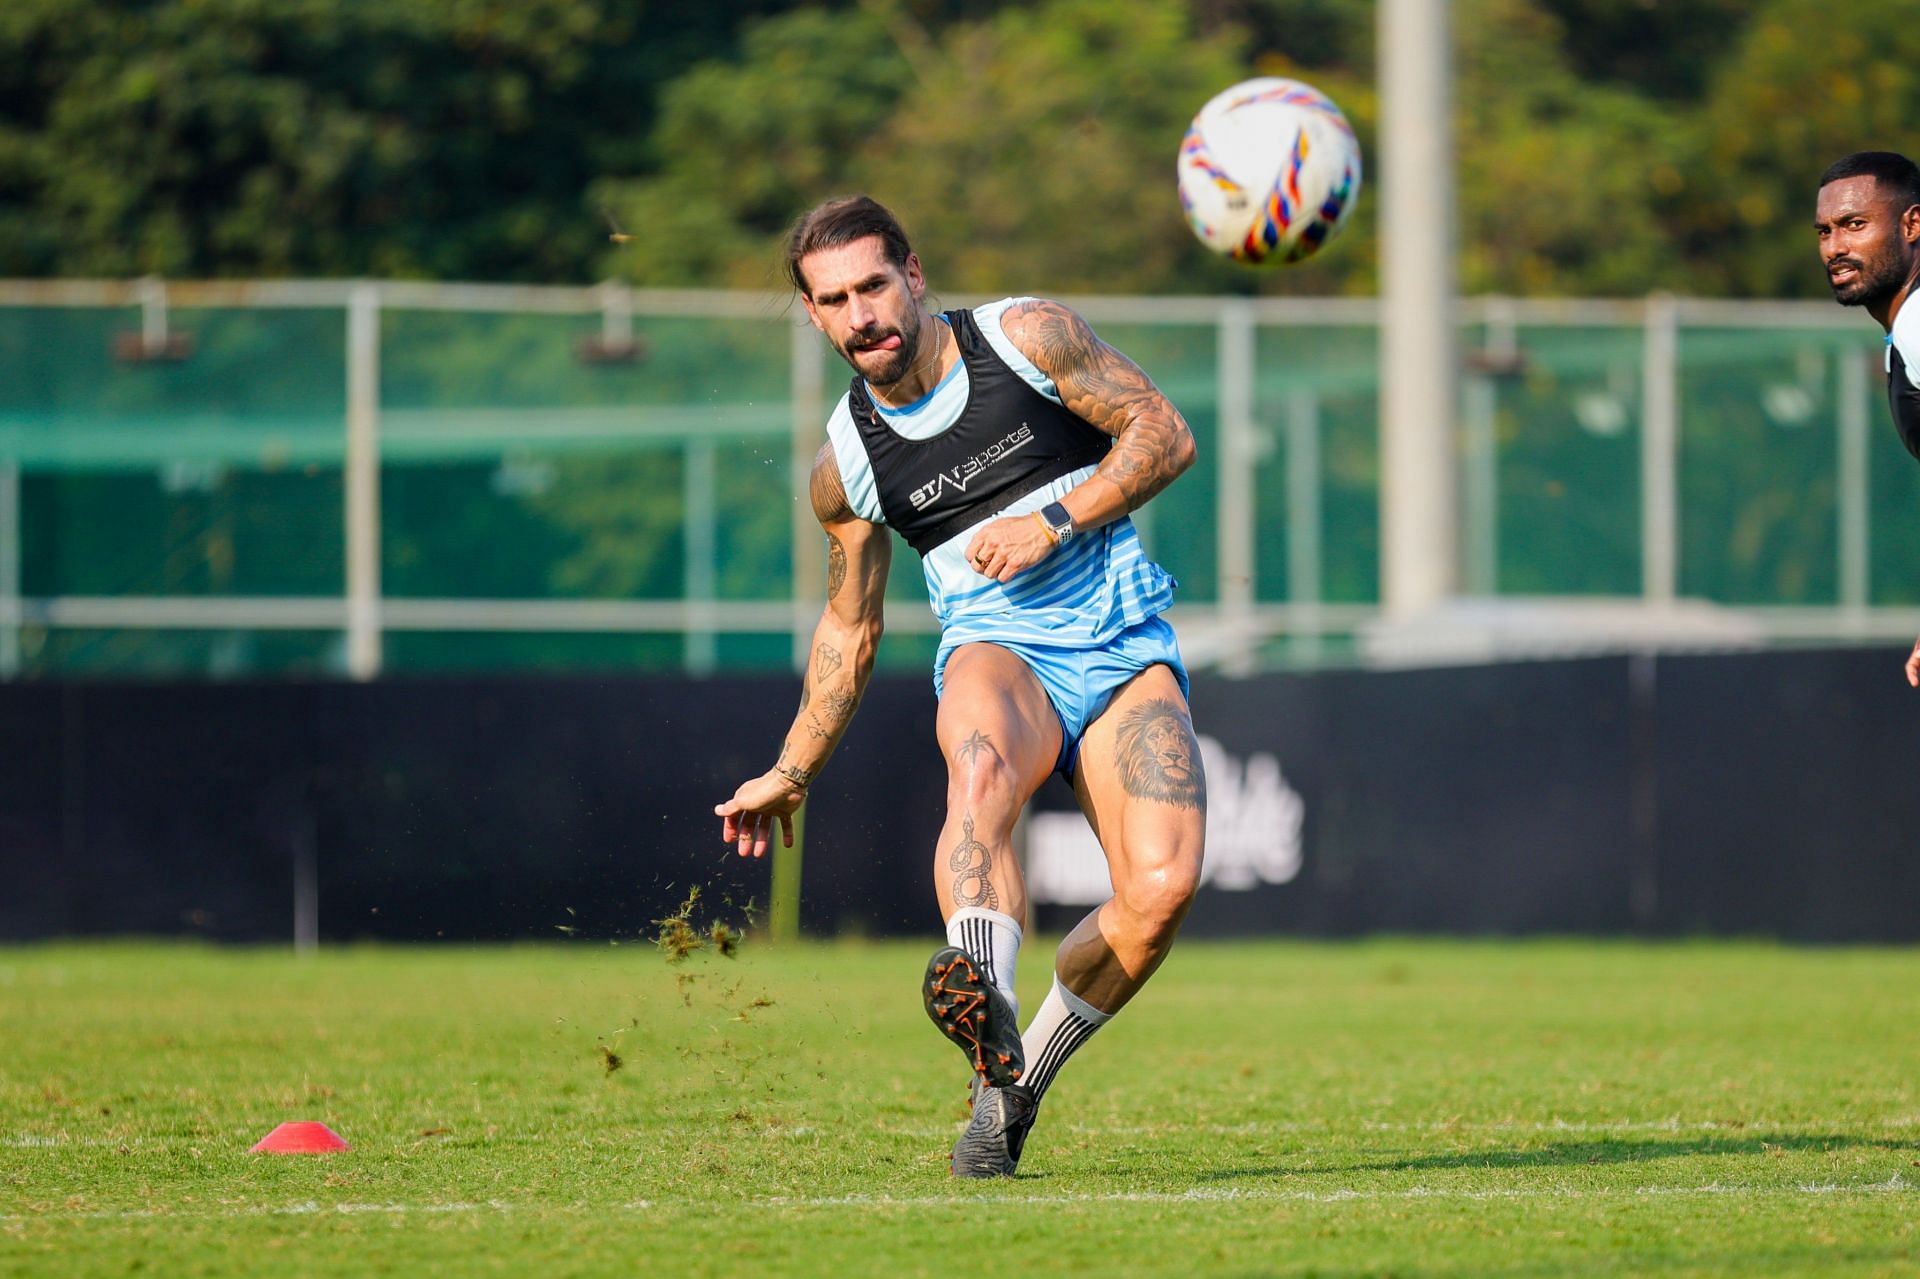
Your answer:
[933,615,1190,778]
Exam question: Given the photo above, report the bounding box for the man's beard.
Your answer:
[838,308,923,384]
[1829,248,1908,308]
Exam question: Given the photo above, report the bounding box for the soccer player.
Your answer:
[1816,151,1920,685]
[714,196,1207,1177]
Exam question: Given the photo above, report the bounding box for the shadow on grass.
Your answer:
[1198,1131,1899,1180]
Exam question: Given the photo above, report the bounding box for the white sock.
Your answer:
[1018,977,1112,1103]
[946,907,1022,1022]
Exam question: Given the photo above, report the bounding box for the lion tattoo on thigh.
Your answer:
[1113,698,1206,809]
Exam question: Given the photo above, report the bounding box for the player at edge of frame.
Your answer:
[1816,150,1920,685]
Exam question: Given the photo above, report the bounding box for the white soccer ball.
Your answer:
[1177,76,1363,266]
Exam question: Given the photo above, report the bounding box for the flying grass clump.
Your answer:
[653,887,756,964]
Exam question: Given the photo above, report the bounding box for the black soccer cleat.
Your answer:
[951,1079,1039,1178]
[922,945,1025,1088]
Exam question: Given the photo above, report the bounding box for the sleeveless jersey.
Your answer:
[1887,301,1920,463]
[847,307,1111,554]
[823,297,1177,653]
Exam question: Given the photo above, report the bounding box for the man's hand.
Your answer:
[1906,634,1920,687]
[963,511,1057,583]
[714,772,807,858]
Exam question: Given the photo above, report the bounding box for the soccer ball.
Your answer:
[1177,76,1363,266]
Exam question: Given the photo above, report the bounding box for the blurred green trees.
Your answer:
[0,0,791,279]
[4,0,1920,295]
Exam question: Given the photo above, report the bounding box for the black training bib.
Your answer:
[1889,345,1920,464]
[847,308,1110,557]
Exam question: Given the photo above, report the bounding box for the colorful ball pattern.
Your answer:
[1177,77,1362,267]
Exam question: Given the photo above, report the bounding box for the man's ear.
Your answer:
[904,253,925,301]
[1903,203,1920,246]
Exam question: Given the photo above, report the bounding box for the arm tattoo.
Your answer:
[778,655,862,775]
[1006,299,1194,512]
[801,689,859,741]
[948,813,998,909]
[809,442,853,523]
[813,643,843,681]
[1113,699,1207,810]
[825,534,848,599]
[780,445,882,798]
[773,743,815,790]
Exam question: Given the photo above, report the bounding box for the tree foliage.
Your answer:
[0,0,789,280]
[1454,0,1690,296]
[1685,0,1920,299]
[845,0,1254,294]
[590,6,916,289]
[0,0,1914,297]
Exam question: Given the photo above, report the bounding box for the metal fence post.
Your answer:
[775,318,825,942]
[1286,388,1324,664]
[1217,300,1258,674]
[1837,347,1870,626]
[293,806,319,955]
[1462,298,1515,595]
[0,457,17,679]
[345,282,383,679]
[1640,294,1679,603]
[684,438,718,674]
[789,320,825,672]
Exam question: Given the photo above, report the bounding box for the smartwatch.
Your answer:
[1039,501,1076,547]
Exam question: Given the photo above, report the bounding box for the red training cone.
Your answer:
[250,1121,350,1154]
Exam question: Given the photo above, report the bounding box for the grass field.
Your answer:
[3,933,1917,1277]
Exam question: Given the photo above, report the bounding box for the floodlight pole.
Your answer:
[1378,0,1460,617]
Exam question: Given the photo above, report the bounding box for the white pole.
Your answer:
[790,321,826,672]
[345,283,383,679]
[1286,388,1323,664]
[1217,300,1258,674]
[0,457,17,679]
[292,807,319,955]
[139,276,168,355]
[1837,347,1870,624]
[1378,0,1460,618]
[1463,299,1515,595]
[684,438,717,675]
[1640,294,1679,604]
[600,279,632,352]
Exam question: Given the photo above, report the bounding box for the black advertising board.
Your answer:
[2,649,1917,943]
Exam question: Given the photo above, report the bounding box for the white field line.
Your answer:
[862,1116,1920,1141]
[12,1115,1920,1148]
[2,1177,1915,1224]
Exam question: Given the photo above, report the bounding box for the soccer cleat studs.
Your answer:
[922,946,1025,1088]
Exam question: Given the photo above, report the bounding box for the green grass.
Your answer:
[2,936,1917,1277]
